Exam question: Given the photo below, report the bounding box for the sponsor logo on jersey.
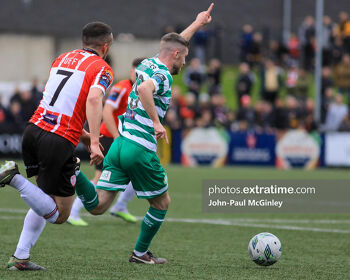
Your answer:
[108,91,120,102]
[125,108,136,120]
[152,72,166,84]
[43,113,58,125]
[104,69,113,81]
[99,70,113,90]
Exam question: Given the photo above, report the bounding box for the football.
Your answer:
[248,232,282,266]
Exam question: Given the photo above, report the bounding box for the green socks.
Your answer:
[75,171,99,211]
[134,207,167,254]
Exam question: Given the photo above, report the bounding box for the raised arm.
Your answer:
[180,3,214,41]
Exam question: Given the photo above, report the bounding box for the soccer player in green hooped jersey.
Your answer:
[75,3,214,264]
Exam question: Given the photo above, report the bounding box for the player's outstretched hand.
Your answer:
[154,122,169,144]
[195,3,214,26]
[89,143,104,166]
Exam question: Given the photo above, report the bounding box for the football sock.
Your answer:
[14,209,46,260]
[75,171,99,211]
[110,182,135,213]
[10,174,59,223]
[134,207,167,255]
[69,180,96,219]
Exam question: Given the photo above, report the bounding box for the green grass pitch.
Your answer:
[0,162,350,279]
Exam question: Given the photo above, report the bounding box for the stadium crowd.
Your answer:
[2,12,350,134]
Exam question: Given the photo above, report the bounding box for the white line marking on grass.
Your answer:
[163,218,350,234]
[1,208,350,233]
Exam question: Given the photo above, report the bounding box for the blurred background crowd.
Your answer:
[2,11,350,134]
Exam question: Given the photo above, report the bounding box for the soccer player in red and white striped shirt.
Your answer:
[0,22,114,270]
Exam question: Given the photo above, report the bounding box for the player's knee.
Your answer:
[55,210,70,224]
[54,212,69,224]
[164,194,171,209]
[150,192,171,210]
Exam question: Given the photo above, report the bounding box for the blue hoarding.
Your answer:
[228,132,276,166]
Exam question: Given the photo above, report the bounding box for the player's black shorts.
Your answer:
[22,123,76,197]
[95,136,114,171]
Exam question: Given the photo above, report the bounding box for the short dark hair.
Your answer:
[132,57,146,68]
[82,22,113,48]
[160,32,189,48]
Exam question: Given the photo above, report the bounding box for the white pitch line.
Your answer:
[163,218,350,234]
[1,208,350,234]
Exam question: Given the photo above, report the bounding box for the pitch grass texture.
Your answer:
[0,163,349,279]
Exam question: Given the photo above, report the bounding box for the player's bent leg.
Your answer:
[75,171,100,211]
[52,195,75,224]
[110,182,137,223]
[8,209,47,271]
[89,189,118,215]
[0,161,59,224]
[148,191,171,210]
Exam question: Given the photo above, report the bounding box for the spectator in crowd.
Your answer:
[321,66,334,96]
[254,101,273,131]
[31,78,43,106]
[294,68,309,102]
[321,87,335,124]
[331,36,344,65]
[260,59,283,104]
[321,67,334,122]
[324,94,348,131]
[322,15,335,66]
[184,58,206,99]
[285,63,299,96]
[334,54,350,104]
[0,97,6,122]
[207,58,222,95]
[164,86,185,130]
[267,40,289,66]
[273,98,289,130]
[288,33,300,62]
[239,24,254,62]
[298,16,315,71]
[193,26,211,64]
[286,96,303,129]
[339,112,350,131]
[236,95,255,130]
[196,109,213,128]
[9,87,22,104]
[180,93,198,129]
[235,62,255,106]
[9,85,37,123]
[196,93,213,128]
[210,94,230,127]
[336,11,350,54]
[303,98,317,132]
[6,101,25,131]
[19,89,37,122]
[248,32,263,68]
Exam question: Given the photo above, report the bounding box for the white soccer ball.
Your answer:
[248,232,282,266]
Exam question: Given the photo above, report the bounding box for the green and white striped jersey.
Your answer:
[118,57,173,152]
